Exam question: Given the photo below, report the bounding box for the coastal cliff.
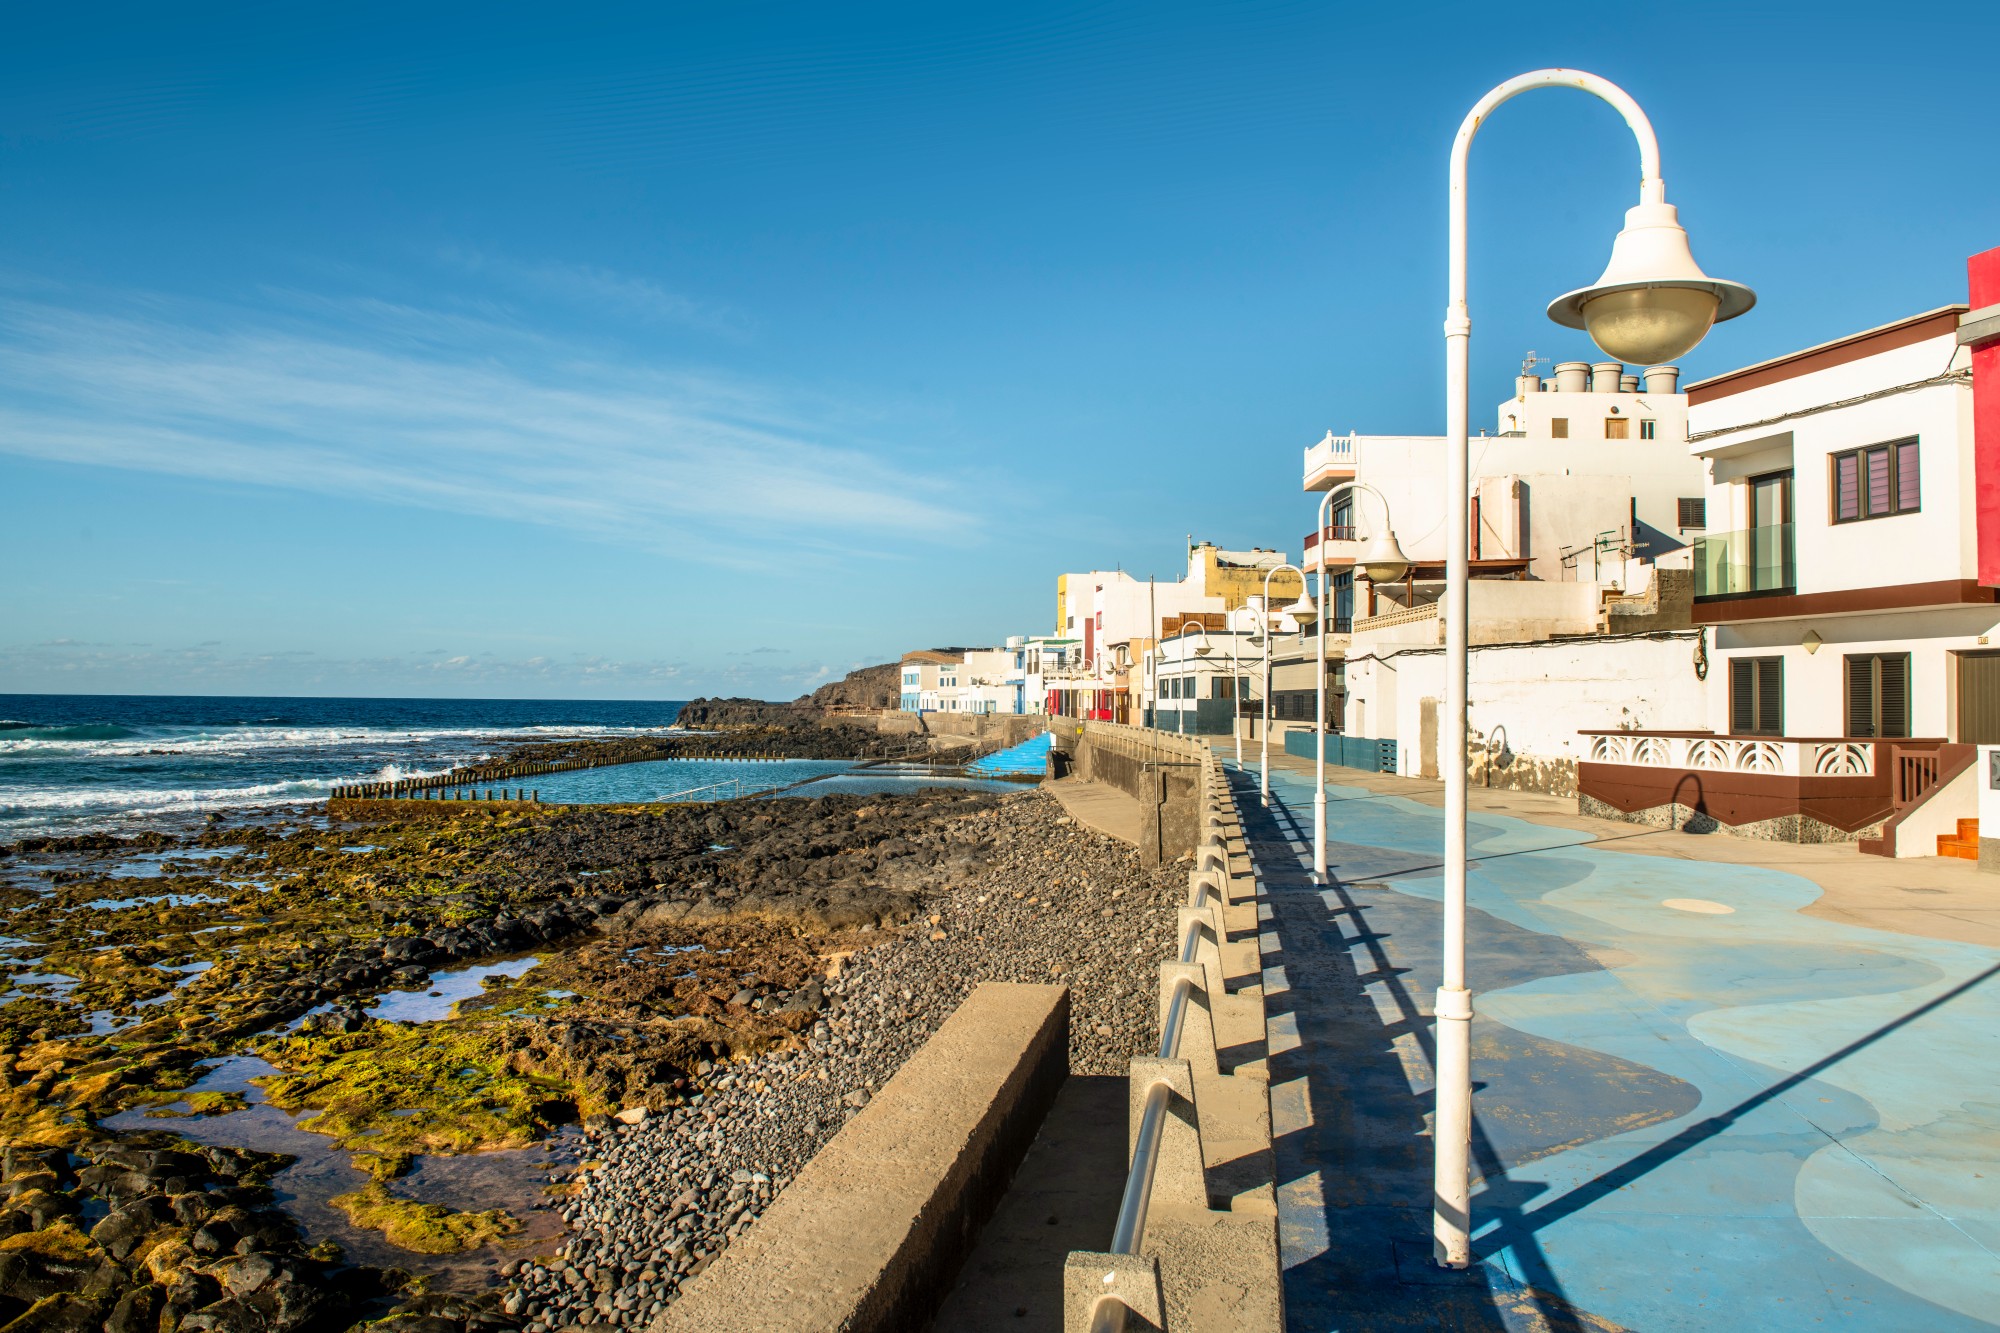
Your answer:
[672,659,909,729]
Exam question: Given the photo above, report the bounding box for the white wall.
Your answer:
[1691,330,1974,596]
[1342,635,1708,779]
[1710,605,2000,738]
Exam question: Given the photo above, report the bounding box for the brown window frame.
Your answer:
[1550,417,1569,439]
[1604,417,1630,440]
[1729,656,1784,736]
[1831,438,1920,523]
[1844,653,1910,739]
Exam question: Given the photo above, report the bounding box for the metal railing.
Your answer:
[657,777,743,802]
[1068,739,1277,1333]
[1101,879,1215,1274]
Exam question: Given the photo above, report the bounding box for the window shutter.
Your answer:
[1678,497,1706,528]
[1731,659,1754,733]
[1757,659,1783,735]
[1845,657,1875,737]
[1881,655,1910,738]
[1835,453,1859,521]
[1866,447,1891,516]
[1896,441,1920,513]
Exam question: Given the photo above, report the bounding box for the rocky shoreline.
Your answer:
[0,738,1171,1333]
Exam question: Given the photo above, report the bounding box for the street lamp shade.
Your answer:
[1284,594,1318,626]
[1359,529,1412,585]
[1546,201,1755,365]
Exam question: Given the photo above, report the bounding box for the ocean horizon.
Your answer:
[0,692,693,837]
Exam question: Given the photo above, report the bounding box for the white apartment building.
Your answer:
[1293,359,1709,789]
[1577,272,1997,859]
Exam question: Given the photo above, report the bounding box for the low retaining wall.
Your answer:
[1048,721,1204,865]
[1064,737,1282,1332]
[1281,730,1397,774]
[650,982,1070,1333]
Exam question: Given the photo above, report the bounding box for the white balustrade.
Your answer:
[1584,732,1875,778]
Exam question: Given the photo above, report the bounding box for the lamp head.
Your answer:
[1284,594,1318,626]
[1547,200,1755,365]
[1359,529,1412,585]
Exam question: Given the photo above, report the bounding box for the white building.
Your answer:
[1293,359,1709,789]
[1577,277,1996,858]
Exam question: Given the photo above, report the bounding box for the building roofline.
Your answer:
[1685,306,1967,404]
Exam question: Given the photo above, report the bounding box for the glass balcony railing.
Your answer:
[1693,523,1795,597]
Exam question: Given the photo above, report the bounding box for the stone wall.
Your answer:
[1047,720,1203,865]
[1578,794,1886,844]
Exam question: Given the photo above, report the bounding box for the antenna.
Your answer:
[1520,350,1544,376]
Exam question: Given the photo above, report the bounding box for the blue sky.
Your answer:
[1,1,1992,700]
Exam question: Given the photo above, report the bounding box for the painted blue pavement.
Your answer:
[1238,758,2000,1332]
[965,732,1051,777]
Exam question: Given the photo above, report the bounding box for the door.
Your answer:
[1749,470,1794,591]
[1958,652,2000,743]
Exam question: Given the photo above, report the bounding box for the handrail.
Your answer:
[1091,827,1223,1333]
[658,777,742,802]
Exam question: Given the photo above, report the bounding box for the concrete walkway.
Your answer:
[1041,775,1145,848]
[1239,748,2000,1332]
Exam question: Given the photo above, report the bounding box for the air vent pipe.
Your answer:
[1590,361,1623,393]
[1554,361,1590,393]
[1642,365,1680,394]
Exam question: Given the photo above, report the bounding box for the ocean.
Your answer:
[0,693,690,838]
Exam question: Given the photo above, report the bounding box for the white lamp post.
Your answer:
[1310,482,1408,885]
[1226,605,1248,767]
[1430,69,1753,1271]
[1256,562,1307,806]
[1170,621,1213,736]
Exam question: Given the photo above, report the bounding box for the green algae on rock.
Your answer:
[253,1016,599,1157]
[327,1181,521,1255]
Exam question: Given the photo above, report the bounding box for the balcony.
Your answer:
[1693,523,1795,598]
[1302,523,1359,572]
[1303,431,1357,489]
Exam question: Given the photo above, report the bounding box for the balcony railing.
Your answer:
[1303,431,1358,485]
[1693,523,1795,597]
[1301,523,1358,551]
[1583,730,1891,777]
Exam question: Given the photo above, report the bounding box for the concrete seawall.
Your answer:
[649,983,1071,1333]
[1046,721,1201,866]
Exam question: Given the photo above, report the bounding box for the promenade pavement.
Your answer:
[1237,748,1999,1332]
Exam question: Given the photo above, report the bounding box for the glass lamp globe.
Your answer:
[1359,529,1412,585]
[1548,200,1754,365]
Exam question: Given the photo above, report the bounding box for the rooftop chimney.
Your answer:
[1554,361,1590,393]
[1590,362,1623,393]
[1641,365,1680,394]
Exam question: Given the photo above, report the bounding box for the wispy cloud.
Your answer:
[0,637,847,699]
[439,248,756,340]
[0,282,971,565]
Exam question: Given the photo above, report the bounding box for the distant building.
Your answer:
[898,650,964,713]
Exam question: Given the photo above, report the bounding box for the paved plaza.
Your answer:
[1238,750,2000,1331]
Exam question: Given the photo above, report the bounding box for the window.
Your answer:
[1844,654,1910,738]
[1832,439,1920,522]
[1640,419,1657,440]
[1677,497,1706,529]
[1550,418,1569,439]
[1605,417,1630,439]
[1729,657,1783,735]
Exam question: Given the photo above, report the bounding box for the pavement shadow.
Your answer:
[1233,769,1678,1332]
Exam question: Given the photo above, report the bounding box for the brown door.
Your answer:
[1957,651,2000,743]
